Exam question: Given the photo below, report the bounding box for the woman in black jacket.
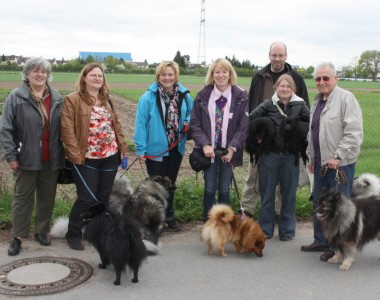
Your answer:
[251,74,309,241]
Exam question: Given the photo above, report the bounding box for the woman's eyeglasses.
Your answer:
[315,76,331,82]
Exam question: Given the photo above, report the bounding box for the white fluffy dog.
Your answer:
[352,173,380,199]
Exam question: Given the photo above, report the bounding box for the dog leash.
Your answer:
[142,124,189,159]
[320,164,348,191]
[72,164,101,204]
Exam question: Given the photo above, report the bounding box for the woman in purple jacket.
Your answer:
[190,58,249,221]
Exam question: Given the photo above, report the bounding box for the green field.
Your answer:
[1,71,380,90]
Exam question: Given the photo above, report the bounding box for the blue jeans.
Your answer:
[312,162,356,246]
[203,157,233,221]
[258,152,299,238]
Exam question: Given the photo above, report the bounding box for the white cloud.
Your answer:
[1,0,380,69]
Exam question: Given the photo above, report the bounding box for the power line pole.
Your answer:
[197,0,206,66]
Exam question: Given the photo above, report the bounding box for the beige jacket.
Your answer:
[307,86,363,166]
[61,92,128,164]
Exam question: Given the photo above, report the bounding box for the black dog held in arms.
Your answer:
[82,200,147,285]
[280,117,309,165]
[315,190,380,271]
[245,117,276,164]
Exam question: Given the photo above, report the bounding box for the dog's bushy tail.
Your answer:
[208,204,234,223]
[50,216,69,238]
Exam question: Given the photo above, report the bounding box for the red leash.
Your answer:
[143,124,189,159]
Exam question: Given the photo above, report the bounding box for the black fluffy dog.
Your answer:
[280,117,309,165]
[82,198,147,285]
[245,117,276,164]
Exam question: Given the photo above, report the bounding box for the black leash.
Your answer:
[230,164,240,202]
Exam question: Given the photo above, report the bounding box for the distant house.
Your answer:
[79,52,132,62]
[132,62,149,69]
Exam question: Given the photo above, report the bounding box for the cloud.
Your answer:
[1,0,380,69]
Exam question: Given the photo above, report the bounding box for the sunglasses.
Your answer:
[315,76,331,82]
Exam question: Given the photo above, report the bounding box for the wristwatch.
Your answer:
[333,153,341,160]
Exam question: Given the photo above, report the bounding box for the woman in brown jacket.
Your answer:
[61,63,128,250]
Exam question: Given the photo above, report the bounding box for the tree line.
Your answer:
[1,50,379,81]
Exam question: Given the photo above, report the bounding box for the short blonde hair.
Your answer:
[274,74,296,93]
[205,58,237,86]
[155,61,180,82]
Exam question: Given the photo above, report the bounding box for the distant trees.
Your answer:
[173,50,190,68]
[225,55,257,70]
[358,50,380,81]
[304,66,314,78]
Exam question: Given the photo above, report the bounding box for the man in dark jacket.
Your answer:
[241,41,309,218]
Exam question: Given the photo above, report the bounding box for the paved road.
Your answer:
[1,225,380,300]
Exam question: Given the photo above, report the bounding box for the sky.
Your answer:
[1,0,380,70]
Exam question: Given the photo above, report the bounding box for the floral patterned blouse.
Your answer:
[86,106,118,159]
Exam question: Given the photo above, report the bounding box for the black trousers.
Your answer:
[145,147,183,222]
[66,153,120,241]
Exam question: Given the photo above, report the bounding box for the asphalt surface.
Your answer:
[1,224,380,300]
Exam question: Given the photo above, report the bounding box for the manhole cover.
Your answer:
[0,256,93,296]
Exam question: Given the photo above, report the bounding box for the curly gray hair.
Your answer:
[22,57,52,82]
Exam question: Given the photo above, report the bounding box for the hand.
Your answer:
[221,148,234,163]
[327,158,340,169]
[8,161,19,171]
[138,155,146,162]
[182,122,189,133]
[203,145,215,158]
[307,163,314,174]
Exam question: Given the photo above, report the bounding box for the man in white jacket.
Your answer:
[300,62,363,261]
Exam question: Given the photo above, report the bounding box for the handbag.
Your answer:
[57,159,75,184]
[189,148,211,172]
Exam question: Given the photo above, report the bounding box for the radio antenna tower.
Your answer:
[197,0,206,66]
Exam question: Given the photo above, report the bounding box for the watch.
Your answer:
[333,153,341,160]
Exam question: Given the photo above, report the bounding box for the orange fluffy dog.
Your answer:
[201,204,266,257]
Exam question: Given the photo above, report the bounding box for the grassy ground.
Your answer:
[1,71,380,90]
[0,73,379,228]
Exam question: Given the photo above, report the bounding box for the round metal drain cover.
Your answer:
[0,256,93,296]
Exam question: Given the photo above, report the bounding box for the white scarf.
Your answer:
[208,85,232,149]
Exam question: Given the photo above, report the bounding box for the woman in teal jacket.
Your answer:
[134,61,193,231]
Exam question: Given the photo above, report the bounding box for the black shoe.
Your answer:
[34,234,51,246]
[166,221,181,232]
[241,210,253,219]
[67,239,85,250]
[320,250,335,262]
[8,238,22,256]
[279,236,293,241]
[300,242,330,252]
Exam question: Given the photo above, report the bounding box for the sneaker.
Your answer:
[279,235,293,241]
[166,221,181,232]
[8,238,22,256]
[67,239,85,250]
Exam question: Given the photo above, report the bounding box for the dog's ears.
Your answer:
[254,239,265,248]
[332,191,342,202]
[151,175,176,191]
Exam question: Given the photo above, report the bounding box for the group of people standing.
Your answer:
[0,41,363,264]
